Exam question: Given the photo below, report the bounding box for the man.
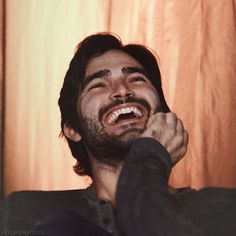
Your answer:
[1,33,236,236]
[58,33,188,205]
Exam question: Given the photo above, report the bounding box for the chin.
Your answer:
[117,128,143,143]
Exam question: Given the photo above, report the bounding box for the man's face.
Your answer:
[76,49,160,164]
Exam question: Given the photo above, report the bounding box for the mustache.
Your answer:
[98,97,152,123]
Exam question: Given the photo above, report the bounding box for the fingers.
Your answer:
[142,112,188,165]
[176,119,184,135]
[183,130,189,147]
[166,112,177,126]
[169,130,189,165]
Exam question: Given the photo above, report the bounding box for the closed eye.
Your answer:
[88,82,106,90]
[129,76,148,83]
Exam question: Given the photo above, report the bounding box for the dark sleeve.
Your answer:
[116,138,207,236]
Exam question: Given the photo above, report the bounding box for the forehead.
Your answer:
[85,49,143,76]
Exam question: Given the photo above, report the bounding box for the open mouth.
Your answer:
[103,103,146,125]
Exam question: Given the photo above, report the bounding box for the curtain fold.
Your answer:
[3,0,236,196]
[4,0,111,196]
[168,0,236,188]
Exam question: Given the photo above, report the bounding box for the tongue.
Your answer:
[115,113,137,123]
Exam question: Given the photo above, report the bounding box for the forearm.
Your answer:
[116,138,206,236]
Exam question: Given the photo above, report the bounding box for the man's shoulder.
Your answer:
[174,186,236,219]
[0,188,91,231]
[5,188,87,201]
[1,189,89,211]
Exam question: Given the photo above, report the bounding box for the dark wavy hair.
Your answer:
[58,32,170,177]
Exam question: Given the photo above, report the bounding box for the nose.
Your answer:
[110,79,135,100]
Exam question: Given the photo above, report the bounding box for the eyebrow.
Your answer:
[83,66,149,88]
[84,69,111,86]
[122,66,149,77]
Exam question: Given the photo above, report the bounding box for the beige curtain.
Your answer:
[3,0,236,196]
[0,0,4,199]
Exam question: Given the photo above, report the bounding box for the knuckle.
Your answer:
[168,112,177,119]
[182,145,187,153]
[184,130,189,143]
[177,119,183,128]
[175,132,184,143]
[155,112,165,119]
[167,127,176,137]
[166,112,177,125]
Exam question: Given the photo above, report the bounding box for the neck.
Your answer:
[86,147,176,208]
[90,159,122,207]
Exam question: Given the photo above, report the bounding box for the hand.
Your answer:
[141,112,188,165]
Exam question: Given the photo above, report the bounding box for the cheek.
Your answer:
[78,93,105,119]
[137,87,160,111]
[150,92,160,109]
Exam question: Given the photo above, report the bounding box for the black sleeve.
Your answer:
[116,138,207,236]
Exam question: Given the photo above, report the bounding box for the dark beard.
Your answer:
[78,116,145,167]
[77,97,153,167]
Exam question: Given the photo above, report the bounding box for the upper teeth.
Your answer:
[107,106,142,124]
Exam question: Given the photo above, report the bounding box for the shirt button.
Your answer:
[102,218,110,225]
[99,200,107,205]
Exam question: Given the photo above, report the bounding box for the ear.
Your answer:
[63,123,81,142]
